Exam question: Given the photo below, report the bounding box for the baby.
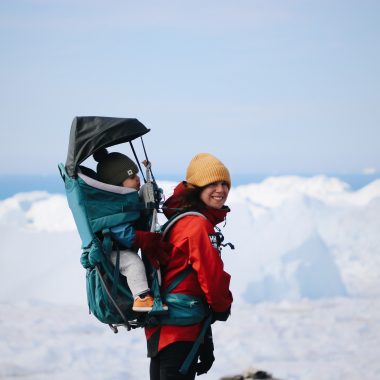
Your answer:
[93,148,167,312]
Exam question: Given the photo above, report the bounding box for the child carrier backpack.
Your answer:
[59,116,161,330]
[59,116,213,374]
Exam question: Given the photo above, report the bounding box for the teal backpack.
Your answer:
[59,116,212,374]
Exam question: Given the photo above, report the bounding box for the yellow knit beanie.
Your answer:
[186,153,231,189]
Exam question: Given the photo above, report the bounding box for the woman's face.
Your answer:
[200,181,230,209]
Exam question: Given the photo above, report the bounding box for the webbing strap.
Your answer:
[164,266,193,295]
[95,265,131,330]
[101,229,120,299]
[121,203,147,212]
[102,228,113,255]
[162,265,211,375]
[111,246,120,299]
[179,314,213,375]
[149,271,167,315]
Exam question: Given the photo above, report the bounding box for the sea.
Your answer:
[0,173,379,200]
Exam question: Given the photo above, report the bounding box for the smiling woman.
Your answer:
[200,181,230,209]
[146,153,233,380]
[186,153,231,209]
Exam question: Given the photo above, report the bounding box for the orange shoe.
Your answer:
[132,295,154,312]
[132,295,168,312]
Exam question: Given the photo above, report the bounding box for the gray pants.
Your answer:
[109,250,149,299]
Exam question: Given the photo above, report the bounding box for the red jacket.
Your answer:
[145,182,233,356]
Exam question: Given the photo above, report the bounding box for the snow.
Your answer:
[1,175,380,379]
[2,299,380,380]
[244,233,348,303]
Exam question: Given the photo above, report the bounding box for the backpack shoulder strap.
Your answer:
[161,211,206,239]
[163,266,193,295]
[159,211,213,375]
[179,314,213,375]
[160,211,206,293]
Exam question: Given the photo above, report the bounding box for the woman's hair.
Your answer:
[177,182,206,211]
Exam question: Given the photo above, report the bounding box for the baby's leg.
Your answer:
[109,250,149,298]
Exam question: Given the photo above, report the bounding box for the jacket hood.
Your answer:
[163,181,230,226]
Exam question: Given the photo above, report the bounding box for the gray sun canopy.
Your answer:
[65,116,150,177]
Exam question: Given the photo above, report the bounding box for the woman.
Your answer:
[146,153,233,380]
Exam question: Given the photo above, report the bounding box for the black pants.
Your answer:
[149,341,198,380]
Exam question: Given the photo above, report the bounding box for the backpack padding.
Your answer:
[78,178,141,233]
[78,172,137,195]
[60,165,94,247]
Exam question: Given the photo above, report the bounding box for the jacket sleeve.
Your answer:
[186,217,233,313]
[110,223,135,249]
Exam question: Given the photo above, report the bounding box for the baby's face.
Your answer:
[122,174,141,191]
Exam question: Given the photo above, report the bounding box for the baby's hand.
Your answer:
[142,159,150,168]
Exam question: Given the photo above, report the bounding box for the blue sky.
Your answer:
[0,0,379,177]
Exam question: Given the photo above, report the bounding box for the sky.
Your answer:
[0,0,379,178]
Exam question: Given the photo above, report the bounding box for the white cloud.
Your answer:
[362,166,377,175]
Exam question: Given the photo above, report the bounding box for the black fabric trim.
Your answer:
[147,328,161,358]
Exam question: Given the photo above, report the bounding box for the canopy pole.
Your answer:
[140,137,156,183]
[129,142,146,183]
